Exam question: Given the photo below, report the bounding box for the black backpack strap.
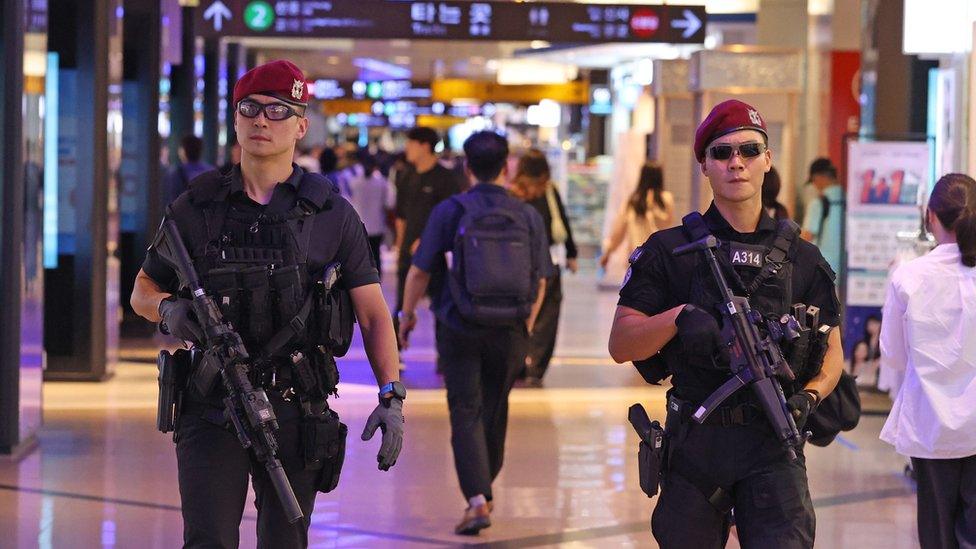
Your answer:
[747,219,800,295]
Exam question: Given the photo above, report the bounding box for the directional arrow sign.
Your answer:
[671,8,702,39]
[203,0,232,32]
[195,2,705,44]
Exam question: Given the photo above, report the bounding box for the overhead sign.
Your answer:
[310,79,431,101]
[195,1,706,43]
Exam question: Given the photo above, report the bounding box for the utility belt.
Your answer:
[626,396,754,512]
[156,346,348,494]
[667,394,762,427]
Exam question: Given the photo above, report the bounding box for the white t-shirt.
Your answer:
[879,243,976,458]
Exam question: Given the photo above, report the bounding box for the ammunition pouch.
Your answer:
[157,348,197,436]
[289,347,340,399]
[206,267,243,332]
[242,265,273,343]
[637,420,666,498]
[272,265,307,346]
[191,348,223,399]
[314,271,355,357]
[302,407,348,493]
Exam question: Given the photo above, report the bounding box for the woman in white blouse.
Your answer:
[880,172,976,549]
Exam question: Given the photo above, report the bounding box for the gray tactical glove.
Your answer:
[158,296,205,344]
[361,397,404,471]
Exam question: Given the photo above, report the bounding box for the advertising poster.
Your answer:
[844,140,931,387]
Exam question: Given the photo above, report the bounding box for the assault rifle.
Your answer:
[153,220,304,523]
[672,235,805,461]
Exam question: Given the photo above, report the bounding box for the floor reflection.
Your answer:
[0,271,917,547]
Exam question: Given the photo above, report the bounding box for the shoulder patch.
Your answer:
[629,247,644,264]
[622,267,633,288]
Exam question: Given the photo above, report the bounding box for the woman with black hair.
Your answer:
[762,166,790,220]
[600,161,674,269]
[880,172,976,549]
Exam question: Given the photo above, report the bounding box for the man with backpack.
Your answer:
[397,130,552,536]
[801,157,844,273]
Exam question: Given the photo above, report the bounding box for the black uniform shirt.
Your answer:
[411,183,554,332]
[142,164,379,292]
[618,203,840,403]
[394,163,463,258]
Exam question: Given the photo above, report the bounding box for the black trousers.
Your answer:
[912,455,976,549]
[393,255,412,351]
[651,413,815,548]
[438,322,525,500]
[175,395,320,549]
[523,270,563,380]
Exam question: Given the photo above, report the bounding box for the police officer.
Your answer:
[608,100,844,548]
[130,60,405,548]
[397,131,552,535]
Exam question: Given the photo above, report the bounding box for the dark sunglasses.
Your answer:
[237,99,303,121]
[708,142,766,161]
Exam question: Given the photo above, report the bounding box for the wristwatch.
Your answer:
[379,380,407,404]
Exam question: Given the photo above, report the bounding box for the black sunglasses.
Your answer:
[237,99,303,121]
[708,142,766,161]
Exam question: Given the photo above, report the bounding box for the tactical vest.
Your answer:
[167,168,345,399]
[638,213,818,394]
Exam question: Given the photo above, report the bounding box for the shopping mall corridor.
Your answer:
[0,269,919,548]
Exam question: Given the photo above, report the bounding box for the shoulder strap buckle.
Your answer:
[747,219,800,295]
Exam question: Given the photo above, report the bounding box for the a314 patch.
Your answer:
[728,242,766,268]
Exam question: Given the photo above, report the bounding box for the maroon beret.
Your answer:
[233,60,309,106]
[694,99,768,162]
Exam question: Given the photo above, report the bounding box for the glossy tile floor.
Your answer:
[1,269,919,548]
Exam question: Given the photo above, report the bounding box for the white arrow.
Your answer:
[204,1,232,32]
[671,9,702,39]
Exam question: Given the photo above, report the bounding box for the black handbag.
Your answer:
[806,370,861,447]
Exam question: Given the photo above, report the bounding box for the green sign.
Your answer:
[244,1,274,32]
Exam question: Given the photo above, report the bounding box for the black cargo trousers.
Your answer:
[651,403,816,549]
[175,390,322,549]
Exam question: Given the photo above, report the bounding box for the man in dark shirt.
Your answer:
[397,131,552,536]
[164,134,214,204]
[608,100,844,548]
[392,127,464,364]
[130,60,404,548]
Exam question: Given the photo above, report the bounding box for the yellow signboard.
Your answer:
[431,79,589,105]
[319,100,373,115]
[415,114,467,129]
